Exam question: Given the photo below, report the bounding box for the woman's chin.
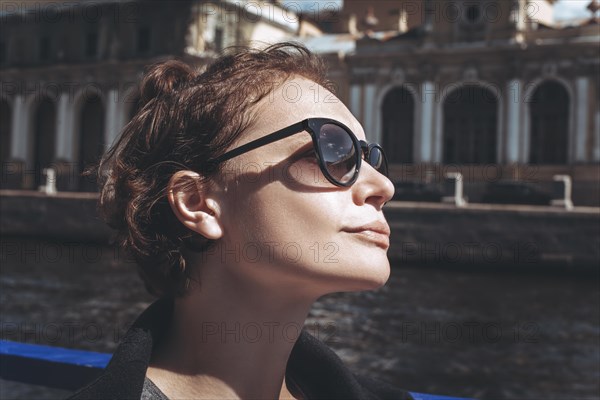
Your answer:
[335,260,391,293]
[359,267,391,291]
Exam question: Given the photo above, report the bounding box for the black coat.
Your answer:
[68,297,414,400]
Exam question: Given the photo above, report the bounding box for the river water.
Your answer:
[1,239,598,399]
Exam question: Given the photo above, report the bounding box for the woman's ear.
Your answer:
[167,171,223,240]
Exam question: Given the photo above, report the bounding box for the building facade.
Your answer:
[301,0,600,205]
[0,0,305,191]
[1,0,599,205]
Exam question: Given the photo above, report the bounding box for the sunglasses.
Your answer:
[207,118,389,187]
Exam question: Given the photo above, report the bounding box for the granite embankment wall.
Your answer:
[385,202,599,271]
[1,190,599,271]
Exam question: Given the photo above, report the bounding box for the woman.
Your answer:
[69,42,413,400]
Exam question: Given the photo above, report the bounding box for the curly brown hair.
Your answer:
[89,42,332,298]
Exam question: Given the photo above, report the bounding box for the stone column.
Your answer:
[10,95,27,160]
[505,79,522,163]
[4,95,26,188]
[349,84,362,124]
[105,88,123,149]
[594,107,600,162]
[55,93,72,160]
[420,81,435,162]
[574,76,590,162]
[363,84,377,143]
[54,93,77,190]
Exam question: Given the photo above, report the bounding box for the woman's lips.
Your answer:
[344,229,390,249]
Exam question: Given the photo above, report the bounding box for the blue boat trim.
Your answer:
[0,339,110,391]
[410,392,473,400]
[0,339,111,368]
[0,340,473,399]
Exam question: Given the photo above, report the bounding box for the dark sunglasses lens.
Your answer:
[318,124,357,184]
[369,146,388,176]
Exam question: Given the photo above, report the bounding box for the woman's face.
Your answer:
[212,76,395,298]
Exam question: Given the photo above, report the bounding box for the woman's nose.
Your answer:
[351,162,395,208]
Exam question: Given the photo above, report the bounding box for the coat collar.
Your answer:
[70,297,413,400]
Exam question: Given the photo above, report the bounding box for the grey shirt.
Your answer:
[141,377,169,400]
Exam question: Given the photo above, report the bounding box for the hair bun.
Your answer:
[140,60,194,104]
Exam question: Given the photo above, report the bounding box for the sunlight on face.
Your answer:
[212,76,395,299]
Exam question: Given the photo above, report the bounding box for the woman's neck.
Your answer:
[146,271,314,400]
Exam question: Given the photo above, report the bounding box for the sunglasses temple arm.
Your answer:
[212,121,307,164]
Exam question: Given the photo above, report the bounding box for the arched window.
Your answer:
[34,97,56,189]
[78,95,105,192]
[443,85,497,164]
[381,87,414,164]
[529,81,569,164]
